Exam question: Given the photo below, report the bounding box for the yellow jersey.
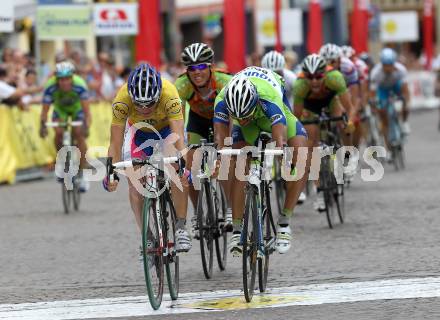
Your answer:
[111,78,183,132]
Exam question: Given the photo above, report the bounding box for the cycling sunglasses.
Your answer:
[187,63,210,72]
[305,72,325,80]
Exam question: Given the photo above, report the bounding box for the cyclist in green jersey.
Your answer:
[39,62,91,191]
[293,54,355,211]
[175,43,233,230]
[214,66,309,255]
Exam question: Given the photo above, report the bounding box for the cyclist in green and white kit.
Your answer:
[39,62,91,192]
[214,66,309,255]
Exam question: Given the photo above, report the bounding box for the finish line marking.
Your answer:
[1,277,440,320]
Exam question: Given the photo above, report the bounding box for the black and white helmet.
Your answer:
[341,45,355,58]
[319,43,342,62]
[224,74,258,119]
[261,50,285,71]
[181,43,214,66]
[302,54,327,75]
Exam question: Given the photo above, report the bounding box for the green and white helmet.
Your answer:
[55,61,75,78]
[261,50,285,71]
[302,54,326,75]
[181,43,214,66]
[224,74,259,119]
[319,43,342,62]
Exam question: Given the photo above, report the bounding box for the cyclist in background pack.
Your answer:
[39,61,91,192]
[370,48,411,151]
[261,50,297,108]
[320,43,360,178]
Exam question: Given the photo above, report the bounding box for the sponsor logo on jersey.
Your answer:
[270,114,283,124]
[112,102,129,120]
[215,112,229,122]
[242,67,278,88]
[165,99,182,115]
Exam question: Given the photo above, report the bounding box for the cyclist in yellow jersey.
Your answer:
[104,63,191,252]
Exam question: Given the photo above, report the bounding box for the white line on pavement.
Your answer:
[1,277,440,320]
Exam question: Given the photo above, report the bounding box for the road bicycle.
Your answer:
[219,133,282,302]
[190,139,228,279]
[108,155,181,310]
[302,113,347,229]
[46,117,83,214]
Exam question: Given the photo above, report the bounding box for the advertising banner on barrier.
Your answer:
[0,103,112,185]
[256,9,303,47]
[407,71,440,110]
[380,11,419,43]
[93,3,138,36]
[0,0,14,33]
[37,5,92,40]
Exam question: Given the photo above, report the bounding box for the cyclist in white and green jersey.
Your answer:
[213,66,309,255]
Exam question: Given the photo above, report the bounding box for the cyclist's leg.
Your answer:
[376,89,391,149]
[185,111,212,208]
[126,127,179,231]
[71,110,87,169]
[52,109,66,151]
[283,113,309,213]
[230,124,258,227]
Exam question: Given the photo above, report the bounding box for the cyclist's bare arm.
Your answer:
[169,119,186,157]
[272,123,287,147]
[40,103,51,123]
[338,91,356,121]
[348,83,361,113]
[293,102,304,119]
[80,99,91,127]
[214,122,229,149]
[108,123,125,164]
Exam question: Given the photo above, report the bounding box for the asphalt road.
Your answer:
[1,109,439,319]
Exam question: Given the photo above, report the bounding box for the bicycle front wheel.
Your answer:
[214,181,228,271]
[163,191,179,300]
[258,183,274,293]
[62,184,71,214]
[142,197,164,310]
[320,157,336,229]
[242,187,258,302]
[72,178,81,211]
[197,181,214,279]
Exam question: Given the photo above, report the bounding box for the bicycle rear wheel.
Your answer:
[334,179,345,224]
[258,183,274,292]
[197,181,214,279]
[142,198,164,310]
[163,192,179,301]
[214,181,228,271]
[242,187,258,302]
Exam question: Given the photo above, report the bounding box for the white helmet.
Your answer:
[302,54,327,75]
[319,44,342,62]
[224,74,258,119]
[261,50,285,71]
[341,45,355,58]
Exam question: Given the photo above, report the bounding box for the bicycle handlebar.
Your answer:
[112,156,179,169]
[45,121,83,128]
[301,114,347,126]
[217,148,284,156]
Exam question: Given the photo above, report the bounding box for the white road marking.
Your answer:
[1,277,440,319]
